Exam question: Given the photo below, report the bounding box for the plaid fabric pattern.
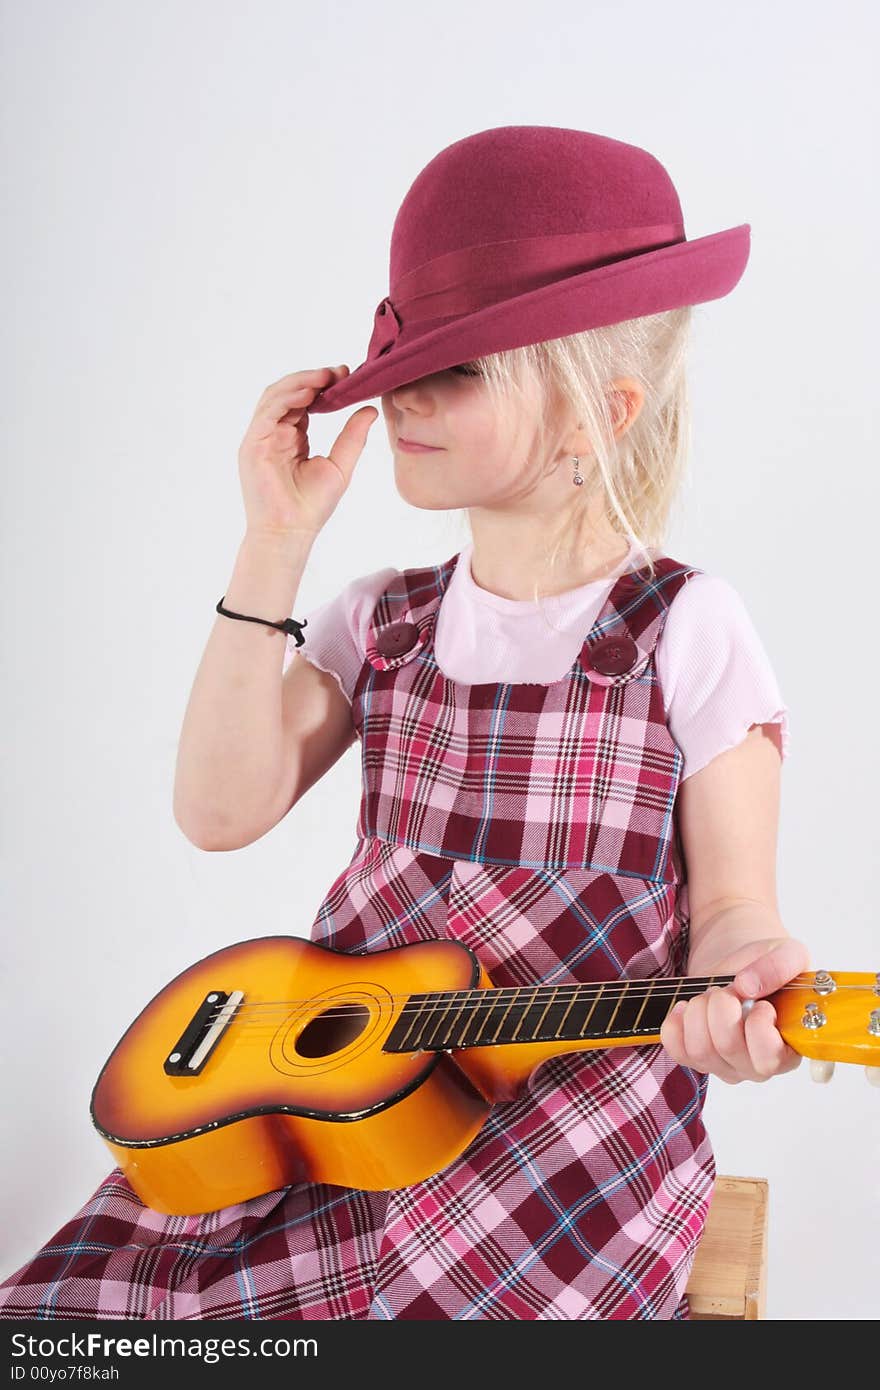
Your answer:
[0,551,714,1320]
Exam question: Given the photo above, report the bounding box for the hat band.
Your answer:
[368,222,684,359]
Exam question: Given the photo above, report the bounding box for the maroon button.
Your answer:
[375,620,420,659]
[587,634,639,676]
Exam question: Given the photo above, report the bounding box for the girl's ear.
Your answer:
[608,378,645,436]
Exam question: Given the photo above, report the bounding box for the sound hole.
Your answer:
[295,1003,370,1058]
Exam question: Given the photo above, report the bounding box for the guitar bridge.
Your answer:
[164,989,244,1076]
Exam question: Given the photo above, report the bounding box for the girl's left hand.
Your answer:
[659,936,811,1084]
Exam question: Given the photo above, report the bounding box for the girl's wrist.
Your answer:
[243,525,318,554]
[686,901,789,976]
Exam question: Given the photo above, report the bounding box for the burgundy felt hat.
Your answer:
[308,124,750,415]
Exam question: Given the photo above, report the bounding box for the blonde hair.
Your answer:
[452,306,694,602]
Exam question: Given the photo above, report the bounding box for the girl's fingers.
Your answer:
[327,407,380,478]
[679,993,713,1070]
[743,1000,802,1078]
[706,986,754,1076]
[659,1002,688,1066]
[681,993,743,1084]
[733,937,812,1001]
[267,365,344,397]
[662,985,802,1084]
[256,367,348,429]
[658,995,739,1084]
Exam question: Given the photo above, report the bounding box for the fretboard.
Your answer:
[383,976,734,1053]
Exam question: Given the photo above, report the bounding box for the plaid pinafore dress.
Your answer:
[0,550,714,1321]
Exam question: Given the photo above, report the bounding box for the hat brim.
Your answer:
[308,223,749,414]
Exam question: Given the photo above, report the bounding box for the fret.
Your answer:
[406,993,449,1052]
[576,983,611,1036]
[494,992,524,1044]
[468,999,494,1045]
[605,979,666,1037]
[556,985,584,1037]
[458,995,500,1045]
[469,993,512,1046]
[510,986,547,1042]
[605,980,630,1032]
[457,993,496,1048]
[631,979,655,1032]
[431,990,474,1050]
[388,991,465,1053]
[559,984,602,1038]
[418,991,461,1050]
[494,985,568,1045]
[533,985,562,1038]
[537,989,575,1040]
[488,991,519,1044]
[389,999,426,1053]
[665,978,683,1016]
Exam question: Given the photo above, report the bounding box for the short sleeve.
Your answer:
[655,573,791,781]
[281,566,400,703]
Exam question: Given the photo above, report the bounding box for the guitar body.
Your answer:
[93,936,503,1214]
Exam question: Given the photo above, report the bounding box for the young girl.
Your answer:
[0,125,808,1321]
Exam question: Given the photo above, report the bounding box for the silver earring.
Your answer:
[572,456,584,486]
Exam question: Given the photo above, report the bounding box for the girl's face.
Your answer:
[380,364,557,514]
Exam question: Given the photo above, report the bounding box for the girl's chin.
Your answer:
[394,487,457,512]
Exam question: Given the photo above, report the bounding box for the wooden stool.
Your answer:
[686,1175,768,1319]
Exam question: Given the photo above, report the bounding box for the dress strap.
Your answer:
[577,555,703,686]
[363,553,459,672]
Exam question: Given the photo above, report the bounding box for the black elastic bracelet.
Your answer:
[216,596,308,647]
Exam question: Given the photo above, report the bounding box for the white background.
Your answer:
[2,0,877,1320]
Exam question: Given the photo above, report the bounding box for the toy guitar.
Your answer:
[90,935,880,1214]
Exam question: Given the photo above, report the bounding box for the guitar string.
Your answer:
[205,977,734,1014]
[203,997,875,1035]
[199,976,871,1019]
[195,983,876,1034]
[200,972,844,1011]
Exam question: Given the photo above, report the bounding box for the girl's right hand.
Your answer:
[237,365,379,538]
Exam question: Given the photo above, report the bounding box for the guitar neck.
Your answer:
[384,975,736,1054]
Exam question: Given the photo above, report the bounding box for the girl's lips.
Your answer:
[397,437,444,452]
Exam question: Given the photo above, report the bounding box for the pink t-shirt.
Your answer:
[283,538,790,782]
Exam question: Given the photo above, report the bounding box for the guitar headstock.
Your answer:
[773,971,880,1084]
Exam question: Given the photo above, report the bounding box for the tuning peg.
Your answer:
[810,1059,835,1083]
[865,1067,880,1088]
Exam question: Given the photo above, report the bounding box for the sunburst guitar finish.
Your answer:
[90,937,879,1214]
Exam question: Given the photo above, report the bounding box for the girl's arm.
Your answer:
[660,722,809,1084]
[173,364,374,850]
[173,528,337,850]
